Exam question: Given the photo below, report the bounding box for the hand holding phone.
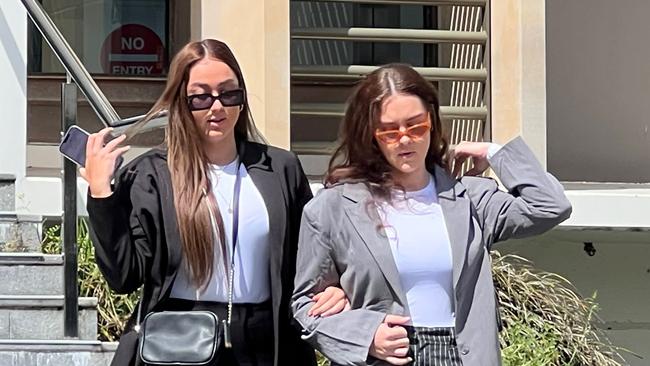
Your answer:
[60,127,130,198]
[59,125,91,167]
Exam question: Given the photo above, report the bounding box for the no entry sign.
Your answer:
[100,24,165,75]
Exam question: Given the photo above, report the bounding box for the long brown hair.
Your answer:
[326,63,449,200]
[125,39,261,290]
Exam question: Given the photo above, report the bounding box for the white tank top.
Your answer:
[379,175,455,327]
[170,158,271,303]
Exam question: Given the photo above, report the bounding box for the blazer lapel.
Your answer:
[342,184,409,308]
[149,151,183,301]
[238,141,287,298]
[434,166,470,290]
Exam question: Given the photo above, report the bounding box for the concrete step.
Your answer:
[0,253,63,295]
[0,175,15,212]
[0,213,43,253]
[0,295,97,340]
[0,340,116,366]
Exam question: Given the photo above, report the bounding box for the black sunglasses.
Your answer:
[186,89,245,111]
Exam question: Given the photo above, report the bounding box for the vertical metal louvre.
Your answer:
[290,0,489,161]
[449,4,487,147]
[292,1,354,66]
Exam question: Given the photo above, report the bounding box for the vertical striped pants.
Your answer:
[406,326,463,366]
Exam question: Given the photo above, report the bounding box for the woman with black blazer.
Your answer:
[81,39,346,366]
[292,64,572,366]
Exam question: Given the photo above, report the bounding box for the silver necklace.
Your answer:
[214,181,234,214]
[212,160,238,214]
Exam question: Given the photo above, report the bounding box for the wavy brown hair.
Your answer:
[326,63,449,200]
[125,39,261,290]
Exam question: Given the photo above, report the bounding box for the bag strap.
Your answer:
[134,158,243,334]
[205,159,242,347]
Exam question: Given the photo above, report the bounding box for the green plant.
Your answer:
[492,251,626,366]
[42,219,139,341]
[317,352,330,366]
[501,316,561,366]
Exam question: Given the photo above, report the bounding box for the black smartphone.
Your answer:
[59,125,90,167]
[59,126,124,169]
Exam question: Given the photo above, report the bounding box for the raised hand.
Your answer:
[450,141,492,178]
[79,128,130,198]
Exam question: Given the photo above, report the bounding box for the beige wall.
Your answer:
[547,0,650,182]
[193,0,290,148]
[490,0,547,166]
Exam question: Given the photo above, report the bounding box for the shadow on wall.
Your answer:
[0,3,27,96]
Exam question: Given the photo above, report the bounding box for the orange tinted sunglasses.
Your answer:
[374,117,432,144]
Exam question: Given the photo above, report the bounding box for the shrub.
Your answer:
[41,221,626,364]
[493,252,625,366]
[42,219,138,341]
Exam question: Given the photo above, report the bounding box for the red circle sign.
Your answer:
[100,24,165,75]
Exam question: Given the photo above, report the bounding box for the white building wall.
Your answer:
[542,2,650,361]
[0,0,27,210]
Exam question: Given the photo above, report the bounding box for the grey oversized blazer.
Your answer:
[291,137,572,366]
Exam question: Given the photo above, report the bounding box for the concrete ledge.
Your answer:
[0,213,42,223]
[0,253,63,265]
[0,217,43,253]
[0,213,17,223]
[561,182,650,229]
[0,340,117,351]
[0,259,63,295]
[0,296,97,308]
[21,177,89,217]
[0,341,116,366]
[0,304,97,340]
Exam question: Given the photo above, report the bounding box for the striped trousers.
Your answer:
[406,326,463,366]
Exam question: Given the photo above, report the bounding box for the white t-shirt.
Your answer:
[170,158,271,303]
[379,175,455,327]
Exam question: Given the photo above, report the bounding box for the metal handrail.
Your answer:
[20,0,169,339]
[292,28,487,44]
[291,65,487,81]
[21,0,169,131]
[21,0,120,126]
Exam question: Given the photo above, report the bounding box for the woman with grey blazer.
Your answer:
[291,64,572,366]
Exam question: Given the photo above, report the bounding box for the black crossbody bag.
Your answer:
[137,160,243,365]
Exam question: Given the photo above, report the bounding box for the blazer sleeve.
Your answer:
[283,153,314,316]
[292,201,385,366]
[291,152,314,212]
[86,166,159,294]
[463,136,572,248]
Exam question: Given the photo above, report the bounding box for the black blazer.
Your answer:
[87,140,316,366]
